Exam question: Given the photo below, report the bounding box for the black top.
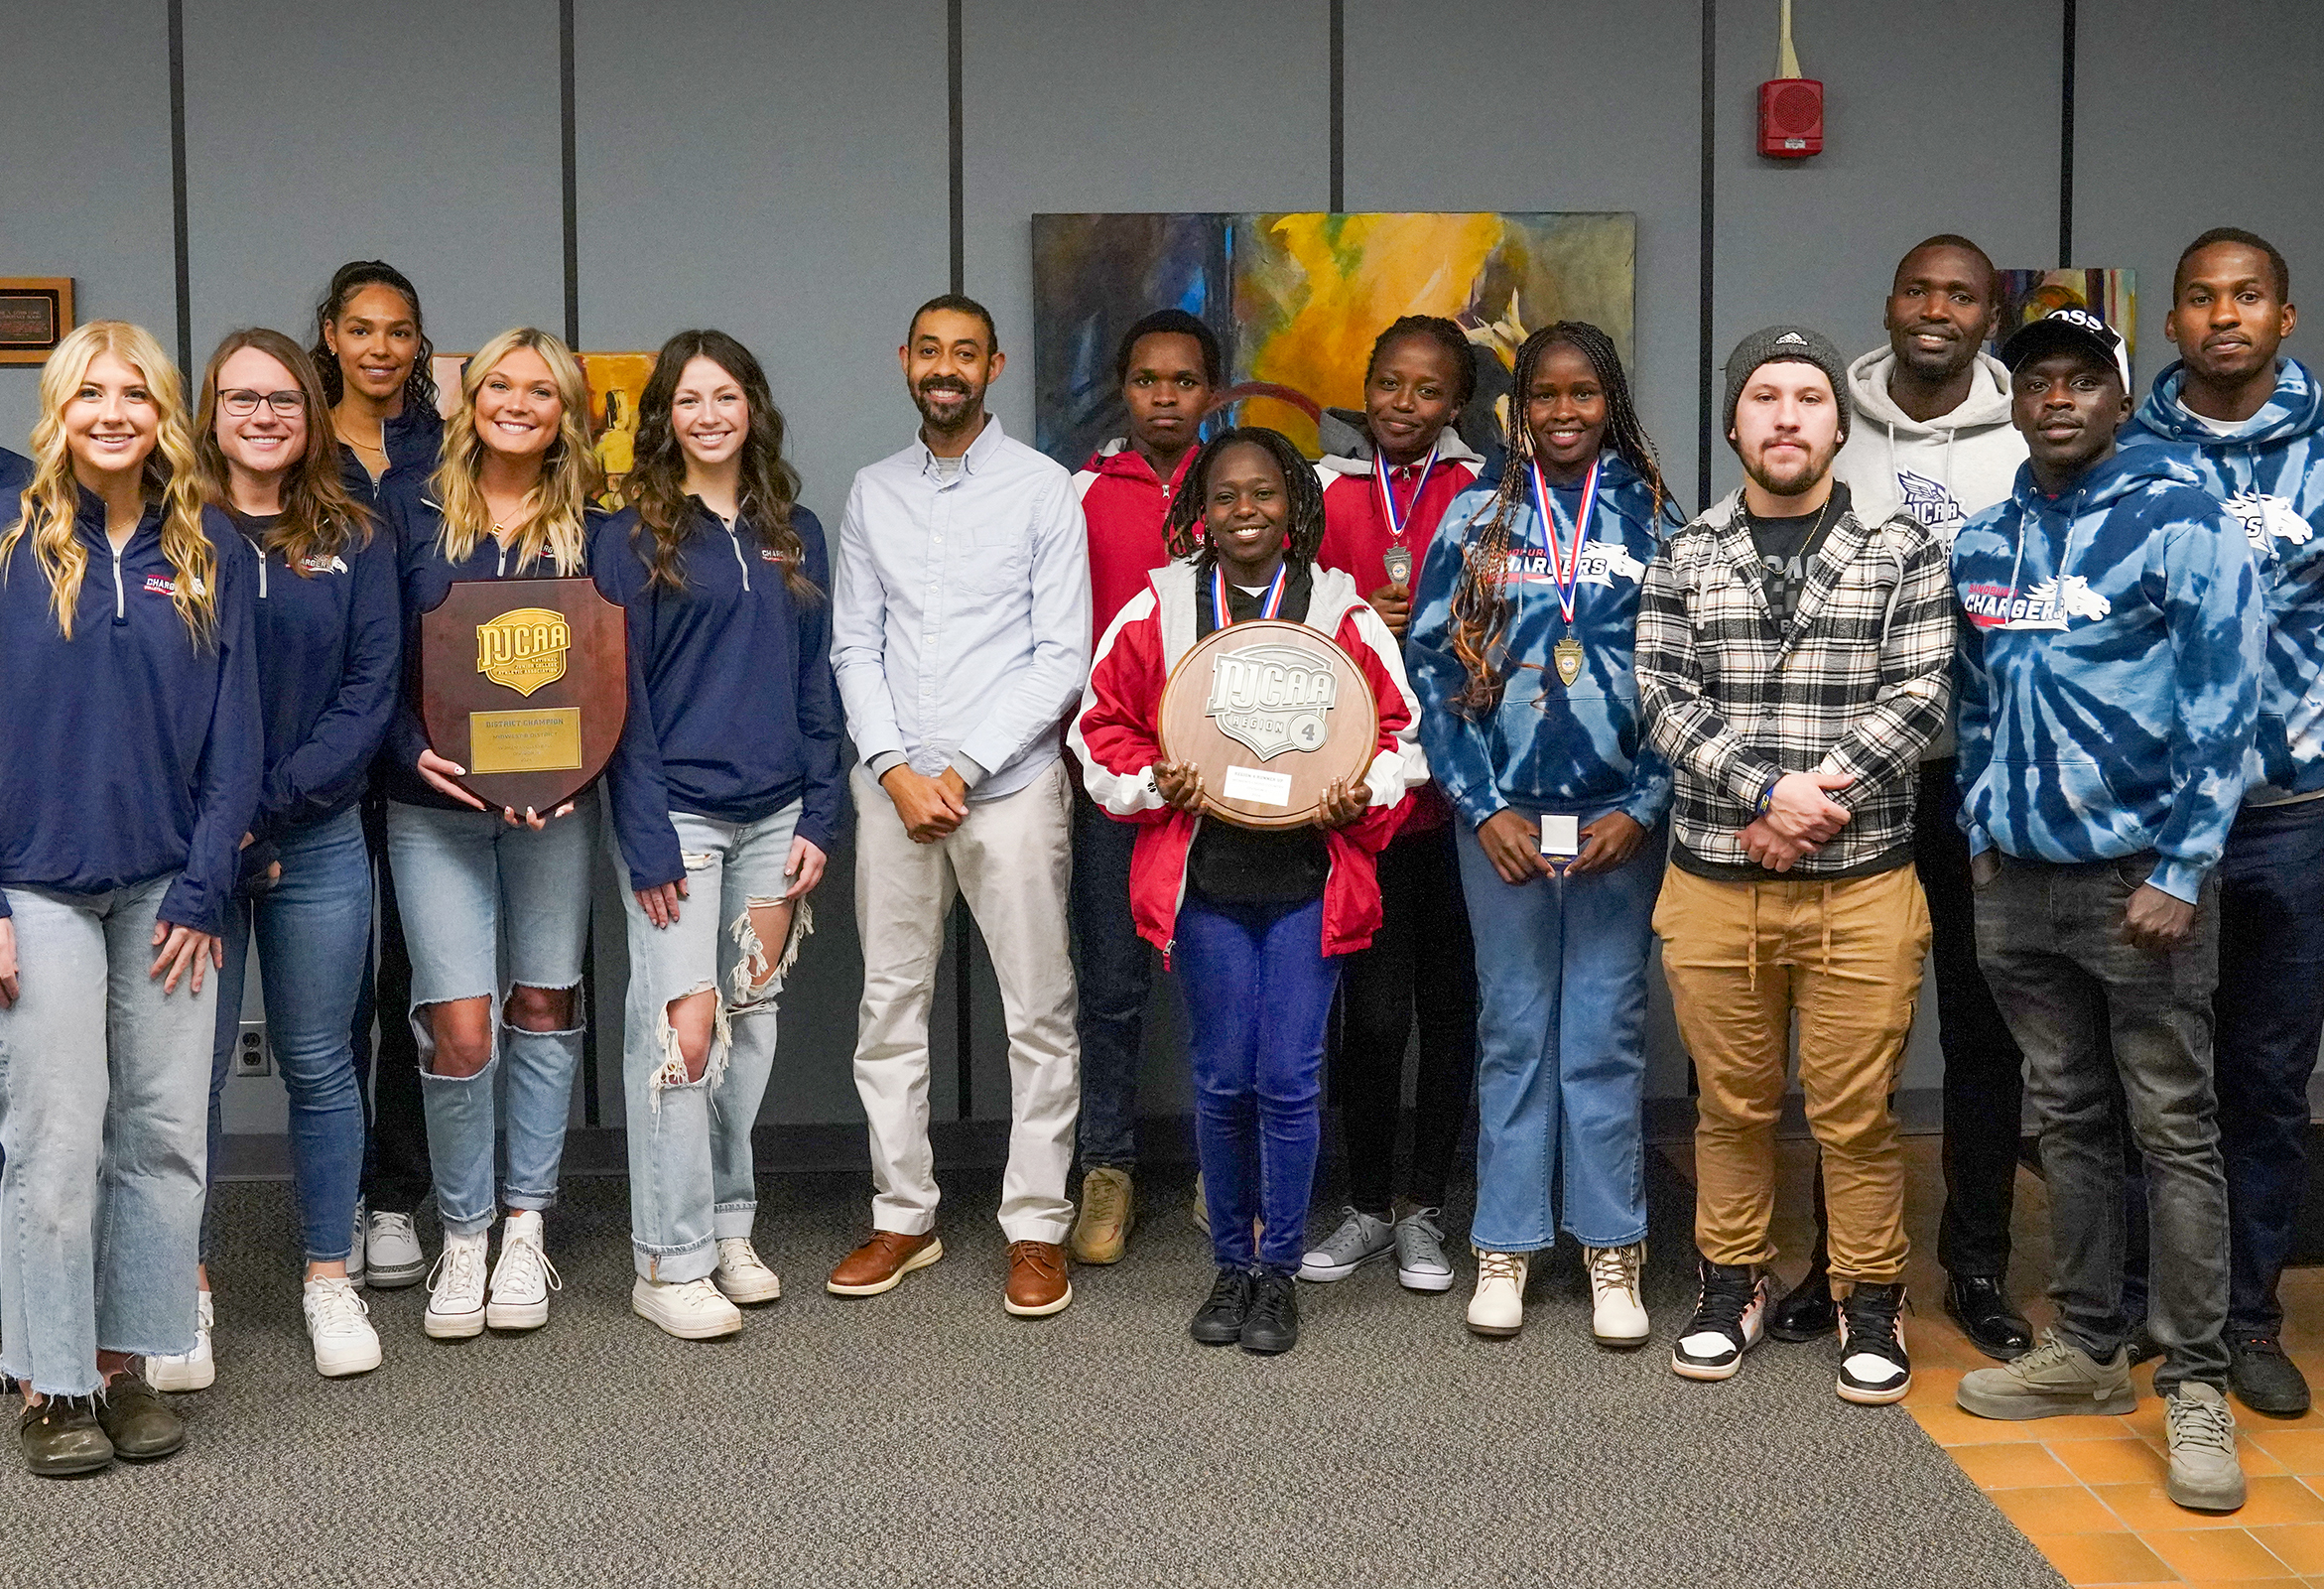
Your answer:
[1744,480,1849,630]
[1185,561,1332,907]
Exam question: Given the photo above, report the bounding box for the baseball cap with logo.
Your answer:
[2000,306,2131,391]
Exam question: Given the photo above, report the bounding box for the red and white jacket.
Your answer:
[1070,559,1425,961]
[1074,439,1196,650]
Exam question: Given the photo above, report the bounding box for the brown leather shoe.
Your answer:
[826,1231,943,1296]
[1005,1241,1073,1317]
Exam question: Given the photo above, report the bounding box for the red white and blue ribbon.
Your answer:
[1211,561,1287,629]
[1527,456,1600,624]
[1373,441,1439,551]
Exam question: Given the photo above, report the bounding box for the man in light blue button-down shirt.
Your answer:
[827,296,1092,1316]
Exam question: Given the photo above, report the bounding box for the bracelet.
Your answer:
[1753,777,1779,819]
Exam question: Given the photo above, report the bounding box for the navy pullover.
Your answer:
[338,405,443,509]
[592,503,847,891]
[0,447,29,503]
[0,495,262,935]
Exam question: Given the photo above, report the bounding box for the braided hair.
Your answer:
[1446,322,1670,716]
[1364,314,1478,411]
[1162,427,1326,572]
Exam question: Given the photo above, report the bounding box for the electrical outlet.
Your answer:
[233,1020,272,1078]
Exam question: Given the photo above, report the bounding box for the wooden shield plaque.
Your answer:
[1157,618,1380,831]
[418,577,628,812]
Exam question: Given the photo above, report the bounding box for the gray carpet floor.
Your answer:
[2,1156,2063,1589]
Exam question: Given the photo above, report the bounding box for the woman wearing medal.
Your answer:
[1305,316,1485,1296]
[1406,322,1676,1345]
[1072,426,1421,1356]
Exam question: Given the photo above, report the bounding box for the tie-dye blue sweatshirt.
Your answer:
[2120,356,2324,801]
[1406,452,1674,830]
[1952,447,2262,902]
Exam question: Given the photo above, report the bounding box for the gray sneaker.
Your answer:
[1299,1208,1394,1282]
[1956,1328,2136,1420]
[2164,1382,2247,1513]
[1393,1208,1455,1292]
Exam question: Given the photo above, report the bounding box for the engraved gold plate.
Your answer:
[476,606,573,697]
[468,707,582,774]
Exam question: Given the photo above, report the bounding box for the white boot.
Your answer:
[1467,1250,1528,1338]
[1586,1243,1651,1347]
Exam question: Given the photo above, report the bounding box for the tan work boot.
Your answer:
[1070,1167,1136,1264]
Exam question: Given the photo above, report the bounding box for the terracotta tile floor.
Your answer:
[1665,1134,2324,1586]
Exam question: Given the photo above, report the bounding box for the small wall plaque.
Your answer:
[0,279,73,365]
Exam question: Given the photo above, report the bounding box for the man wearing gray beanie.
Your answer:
[1636,326,1952,1407]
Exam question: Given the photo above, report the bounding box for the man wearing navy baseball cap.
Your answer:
[1949,305,2265,1515]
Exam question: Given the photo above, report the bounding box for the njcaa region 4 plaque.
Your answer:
[418,577,628,813]
[1157,618,1380,831]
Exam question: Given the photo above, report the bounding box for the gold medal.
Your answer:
[1554,635,1585,687]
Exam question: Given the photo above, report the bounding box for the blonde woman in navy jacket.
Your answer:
[0,322,260,1476]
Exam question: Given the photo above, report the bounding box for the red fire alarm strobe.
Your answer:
[1758,0,1822,159]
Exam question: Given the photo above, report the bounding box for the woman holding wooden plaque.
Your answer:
[1071,426,1421,1356]
[0,321,261,1474]
[375,328,603,1344]
[1405,323,1676,1346]
[595,331,843,1341]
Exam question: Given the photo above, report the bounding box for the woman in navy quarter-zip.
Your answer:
[145,330,398,1395]
[594,331,843,1340]
[381,327,606,1345]
[311,260,444,1288]
[0,322,260,1477]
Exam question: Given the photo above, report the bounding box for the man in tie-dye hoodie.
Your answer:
[2119,228,2324,1419]
[1950,307,2262,1517]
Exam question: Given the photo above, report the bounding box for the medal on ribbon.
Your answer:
[1374,443,1436,591]
[1528,456,1599,626]
[1211,562,1287,631]
[1553,635,1585,686]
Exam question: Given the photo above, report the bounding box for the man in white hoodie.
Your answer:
[1762,236,2034,1361]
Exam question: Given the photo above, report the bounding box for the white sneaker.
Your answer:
[302,1275,383,1378]
[365,1209,427,1289]
[1467,1250,1528,1337]
[424,1231,489,1339]
[1586,1243,1651,1347]
[347,1200,367,1287]
[632,1276,743,1340]
[485,1211,561,1331]
[713,1238,782,1305]
[146,1290,216,1390]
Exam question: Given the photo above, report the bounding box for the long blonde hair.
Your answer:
[0,321,214,640]
[192,327,372,574]
[431,327,597,575]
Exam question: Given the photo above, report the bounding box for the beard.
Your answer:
[1741,434,1840,499]
[912,375,983,433]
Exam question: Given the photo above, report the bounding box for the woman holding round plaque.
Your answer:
[1071,426,1421,1355]
[594,331,843,1341]
[150,330,399,1390]
[375,327,603,1343]
[1405,322,1676,1346]
[0,321,261,1474]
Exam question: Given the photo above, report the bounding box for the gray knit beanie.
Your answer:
[1723,325,1852,448]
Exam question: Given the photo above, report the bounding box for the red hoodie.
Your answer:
[1069,560,1424,962]
[1074,439,1197,649]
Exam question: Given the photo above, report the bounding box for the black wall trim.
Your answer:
[167,0,192,375]
[560,0,581,346]
[948,0,966,295]
[1329,0,1346,211]
[2058,0,2077,267]
[1696,0,1716,512]
[946,0,970,1116]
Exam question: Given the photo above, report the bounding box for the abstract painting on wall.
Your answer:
[1991,268,2137,376]
[1032,211,1636,466]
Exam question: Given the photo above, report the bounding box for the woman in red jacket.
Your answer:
[1071,427,1420,1355]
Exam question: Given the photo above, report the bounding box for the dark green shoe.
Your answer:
[19,1395,114,1477]
[95,1376,185,1461]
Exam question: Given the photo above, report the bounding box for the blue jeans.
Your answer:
[0,876,215,1394]
[386,795,597,1238]
[2214,799,2324,1338]
[1175,891,1340,1275]
[1459,813,1662,1253]
[1070,784,1152,1169]
[203,806,372,1264]
[613,803,804,1282]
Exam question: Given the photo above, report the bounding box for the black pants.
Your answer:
[1332,822,1478,1217]
[351,798,433,1215]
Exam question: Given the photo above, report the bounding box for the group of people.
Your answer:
[0,228,2315,1521]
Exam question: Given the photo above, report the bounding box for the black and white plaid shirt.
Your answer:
[1636,488,1953,876]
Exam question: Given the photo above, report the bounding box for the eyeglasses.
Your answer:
[218,388,307,418]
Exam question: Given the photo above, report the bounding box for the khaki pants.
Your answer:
[1653,863,1929,1287]
[850,759,1081,1245]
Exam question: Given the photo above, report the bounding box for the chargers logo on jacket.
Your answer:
[299,554,349,575]
[1961,575,2110,631]
[1508,541,1645,588]
[143,574,207,597]
[2225,490,2312,548]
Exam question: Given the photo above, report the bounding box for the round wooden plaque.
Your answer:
[1157,618,1380,831]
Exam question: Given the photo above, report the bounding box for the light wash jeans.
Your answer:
[0,875,216,1394]
[203,806,371,1263]
[612,802,807,1282]
[386,794,597,1238]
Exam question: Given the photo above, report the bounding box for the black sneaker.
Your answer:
[1768,1258,1838,1342]
[1189,1267,1254,1347]
[1239,1272,1300,1355]
[1670,1258,1770,1381]
[1837,1281,1913,1404]
[2229,1334,2312,1417]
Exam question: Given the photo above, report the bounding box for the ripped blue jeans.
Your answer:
[613,802,807,1283]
